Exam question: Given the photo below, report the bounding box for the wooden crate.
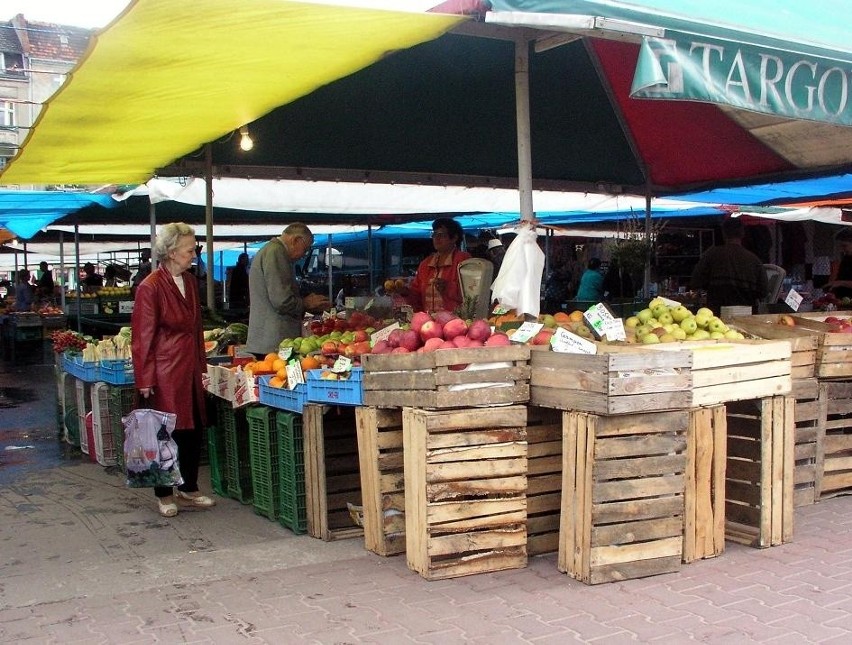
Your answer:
[819,381,852,498]
[683,405,726,563]
[526,406,563,556]
[725,396,794,547]
[529,346,693,414]
[362,345,530,409]
[303,404,364,541]
[558,409,688,585]
[355,406,405,556]
[728,317,818,380]
[403,406,528,580]
[791,379,826,506]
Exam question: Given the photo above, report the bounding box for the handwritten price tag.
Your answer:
[286,362,305,390]
[785,288,803,311]
[583,303,615,338]
[278,347,293,360]
[551,327,597,354]
[510,322,543,344]
[332,356,352,373]
[371,322,399,344]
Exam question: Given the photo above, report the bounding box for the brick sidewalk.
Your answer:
[1,495,850,644]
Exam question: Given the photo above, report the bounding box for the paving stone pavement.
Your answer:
[2,346,852,643]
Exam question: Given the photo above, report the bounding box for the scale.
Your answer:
[457,258,494,320]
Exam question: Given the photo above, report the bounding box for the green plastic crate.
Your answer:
[217,399,253,504]
[246,406,280,521]
[206,424,228,497]
[277,411,307,534]
[108,385,137,471]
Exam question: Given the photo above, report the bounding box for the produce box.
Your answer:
[258,376,308,413]
[98,359,134,385]
[789,379,825,507]
[525,407,564,557]
[361,345,530,409]
[64,301,98,315]
[306,367,363,406]
[729,315,821,380]
[277,411,307,534]
[67,355,98,382]
[246,405,280,521]
[684,405,726,563]
[818,381,852,499]
[530,345,693,415]
[216,399,253,504]
[403,405,528,580]
[559,409,687,584]
[91,382,120,467]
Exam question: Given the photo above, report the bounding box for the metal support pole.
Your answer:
[514,38,534,223]
[205,143,215,312]
[644,188,652,299]
[59,231,65,310]
[326,234,333,303]
[74,222,81,333]
[149,201,157,270]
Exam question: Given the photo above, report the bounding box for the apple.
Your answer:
[391,346,410,354]
[652,304,670,320]
[657,311,674,326]
[694,312,711,329]
[659,333,677,343]
[419,320,444,342]
[442,317,469,340]
[438,339,457,349]
[672,327,687,340]
[680,317,698,335]
[640,333,661,344]
[724,330,742,340]
[321,341,339,356]
[624,316,640,329]
[452,335,473,348]
[484,332,511,347]
[410,311,432,334]
[709,331,726,339]
[636,308,654,324]
[671,306,691,322]
[352,330,369,343]
[467,319,492,342]
[707,317,728,333]
[691,329,711,340]
[387,328,403,348]
[696,307,714,319]
[371,340,391,354]
[433,310,457,327]
[635,324,652,338]
[421,337,444,352]
[399,329,422,352]
[648,297,666,309]
[531,329,555,345]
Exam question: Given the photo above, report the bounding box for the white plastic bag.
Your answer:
[490,225,545,318]
[122,408,183,488]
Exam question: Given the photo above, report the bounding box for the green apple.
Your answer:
[663,323,677,333]
[725,330,745,340]
[659,333,677,343]
[694,312,711,329]
[672,327,687,340]
[680,317,698,335]
[696,307,714,319]
[707,317,728,333]
[542,314,557,329]
[691,329,711,340]
[637,308,654,324]
[640,333,661,344]
[657,311,674,326]
[648,297,666,309]
[709,331,726,339]
[649,319,662,328]
[625,316,640,329]
[652,304,670,320]
[671,305,691,322]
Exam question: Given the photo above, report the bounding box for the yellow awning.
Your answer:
[0,0,464,186]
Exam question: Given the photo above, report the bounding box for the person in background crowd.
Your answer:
[479,229,506,276]
[575,258,605,302]
[132,249,152,293]
[15,268,34,311]
[228,252,250,309]
[406,217,472,314]
[602,257,634,300]
[131,222,214,518]
[82,262,104,288]
[246,223,330,356]
[824,228,852,298]
[193,244,206,278]
[36,261,55,299]
[544,264,572,312]
[691,217,769,313]
[104,265,118,287]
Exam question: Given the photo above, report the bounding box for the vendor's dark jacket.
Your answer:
[131,264,207,430]
[691,243,769,313]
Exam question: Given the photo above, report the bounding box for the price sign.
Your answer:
[118,300,135,314]
[603,318,627,342]
[510,322,542,344]
[583,303,615,338]
[371,322,400,344]
[278,347,293,361]
[286,362,305,390]
[491,304,510,315]
[551,327,597,354]
[332,356,352,373]
[785,288,803,311]
[658,297,681,308]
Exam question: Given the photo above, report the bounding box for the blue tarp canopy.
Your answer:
[0,190,117,239]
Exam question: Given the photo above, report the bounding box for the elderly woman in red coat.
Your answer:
[131,222,214,517]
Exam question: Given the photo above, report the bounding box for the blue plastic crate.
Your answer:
[67,355,98,382]
[98,359,134,385]
[306,367,363,406]
[258,375,308,413]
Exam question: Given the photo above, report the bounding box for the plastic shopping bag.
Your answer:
[490,225,545,318]
[122,408,183,488]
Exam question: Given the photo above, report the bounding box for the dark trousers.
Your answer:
[154,401,203,498]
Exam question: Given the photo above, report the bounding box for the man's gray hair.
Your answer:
[153,222,195,261]
[283,222,313,245]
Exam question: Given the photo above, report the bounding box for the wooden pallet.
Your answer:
[728,317,818,380]
[559,409,688,585]
[724,396,794,547]
[355,406,405,556]
[791,379,826,506]
[362,345,530,409]
[526,406,563,556]
[303,404,364,541]
[683,405,726,563]
[529,346,693,414]
[819,381,852,498]
[403,406,528,580]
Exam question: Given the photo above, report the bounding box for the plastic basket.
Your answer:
[58,371,77,443]
[306,367,364,406]
[258,375,308,413]
[75,379,93,455]
[277,411,307,534]
[67,356,98,382]
[98,359,134,385]
[217,399,253,504]
[91,382,118,466]
[108,385,137,471]
[246,406,280,521]
[206,424,228,497]
[64,406,80,447]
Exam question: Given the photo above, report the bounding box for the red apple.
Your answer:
[420,320,444,342]
[438,339,456,349]
[399,329,421,352]
[484,332,511,347]
[421,337,444,352]
[410,311,432,334]
[433,310,456,327]
[391,346,410,354]
[387,328,404,348]
[442,317,469,340]
[352,330,369,343]
[467,339,484,347]
[452,335,472,348]
[371,340,391,354]
[467,318,492,342]
[531,329,555,346]
[321,340,339,355]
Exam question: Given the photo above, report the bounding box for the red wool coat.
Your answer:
[131,265,207,430]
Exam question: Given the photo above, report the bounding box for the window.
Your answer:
[0,101,14,127]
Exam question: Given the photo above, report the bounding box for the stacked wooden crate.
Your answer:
[819,380,852,498]
[403,406,528,580]
[525,407,564,556]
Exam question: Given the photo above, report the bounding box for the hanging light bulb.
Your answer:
[239,126,254,151]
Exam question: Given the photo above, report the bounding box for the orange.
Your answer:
[568,310,585,323]
[269,376,285,388]
[272,358,286,371]
[276,367,288,380]
[300,355,321,371]
[553,311,571,323]
[254,360,273,372]
[264,352,278,364]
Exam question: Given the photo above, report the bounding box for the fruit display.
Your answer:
[203,323,249,354]
[623,299,746,344]
[97,286,132,298]
[38,304,64,316]
[50,329,91,354]
[382,277,409,294]
[815,315,852,333]
[371,310,511,355]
